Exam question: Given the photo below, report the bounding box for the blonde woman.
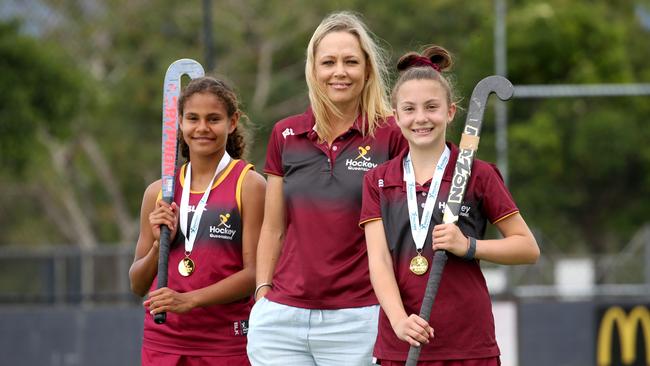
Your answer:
[247,11,407,366]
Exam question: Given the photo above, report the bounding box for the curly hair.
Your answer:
[177,76,251,161]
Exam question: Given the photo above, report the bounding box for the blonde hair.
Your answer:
[305,11,391,142]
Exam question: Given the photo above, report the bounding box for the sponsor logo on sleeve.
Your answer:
[282,128,294,139]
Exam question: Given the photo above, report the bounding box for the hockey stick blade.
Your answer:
[154,59,205,325]
[405,75,513,365]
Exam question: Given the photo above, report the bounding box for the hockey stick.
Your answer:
[154,58,205,324]
[405,75,513,364]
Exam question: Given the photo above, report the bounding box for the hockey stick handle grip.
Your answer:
[153,221,172,324]
[405,250,448,366]
[153,58,204,325]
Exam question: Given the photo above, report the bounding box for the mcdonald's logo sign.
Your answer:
[597,305,650,366]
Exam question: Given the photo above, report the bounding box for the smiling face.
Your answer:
[314,31,367,112]
[179,92,237,159]
[394,79,456,149]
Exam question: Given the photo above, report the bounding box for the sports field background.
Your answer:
[1,1,649,365]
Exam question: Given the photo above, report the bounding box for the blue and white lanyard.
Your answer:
[403,146,450,253]
[179,152,231,254]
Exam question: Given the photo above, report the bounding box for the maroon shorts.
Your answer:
[142,347,251,366]
[375,357,500,366]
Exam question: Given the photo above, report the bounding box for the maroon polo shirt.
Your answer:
[264,108,407,309]
[360,142,518,361]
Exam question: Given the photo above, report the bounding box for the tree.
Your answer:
[507,1,650,254]
[2,0,649,262]
[0,20,93,245]
[0,21,79,173]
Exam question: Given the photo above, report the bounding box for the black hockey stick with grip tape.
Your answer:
[154,58,205,324]
[405,75,513,365]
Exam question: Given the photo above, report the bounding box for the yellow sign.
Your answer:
[597,305,650,365]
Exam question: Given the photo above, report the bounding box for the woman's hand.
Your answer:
[254,284,272,301]
[149,201,179,241]
[432,223,469,257]
[144,287,196,315]
[393,314,434,347]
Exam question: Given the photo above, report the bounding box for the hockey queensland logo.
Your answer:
[345,145,378,172]
[209,212,237,240]
[597,305,650,366]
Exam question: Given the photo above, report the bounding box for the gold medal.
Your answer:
[178,257,195,277]
[409,254,429,275]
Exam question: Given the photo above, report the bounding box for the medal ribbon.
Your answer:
[403,146,450,252]
[180,152,231,254]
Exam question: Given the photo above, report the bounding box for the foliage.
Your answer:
[0,20,84,173]
[0,20,93,245]
[1,0,649,257]
[507,0,650,253]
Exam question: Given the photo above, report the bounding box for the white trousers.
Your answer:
[247,297,379,366]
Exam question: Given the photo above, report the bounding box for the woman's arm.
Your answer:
[147,169,266,314]
[366,220,433,347]
[432,213,540,265]
[478,213,539,264]
[253,175,285,300]
[129,180,178,297]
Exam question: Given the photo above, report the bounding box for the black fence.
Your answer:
[2,301,649,365]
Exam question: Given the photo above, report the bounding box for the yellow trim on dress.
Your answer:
[359,217,382,228]
[179,159,239,194]
[236,164,254,212]
[493,210,519,224]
